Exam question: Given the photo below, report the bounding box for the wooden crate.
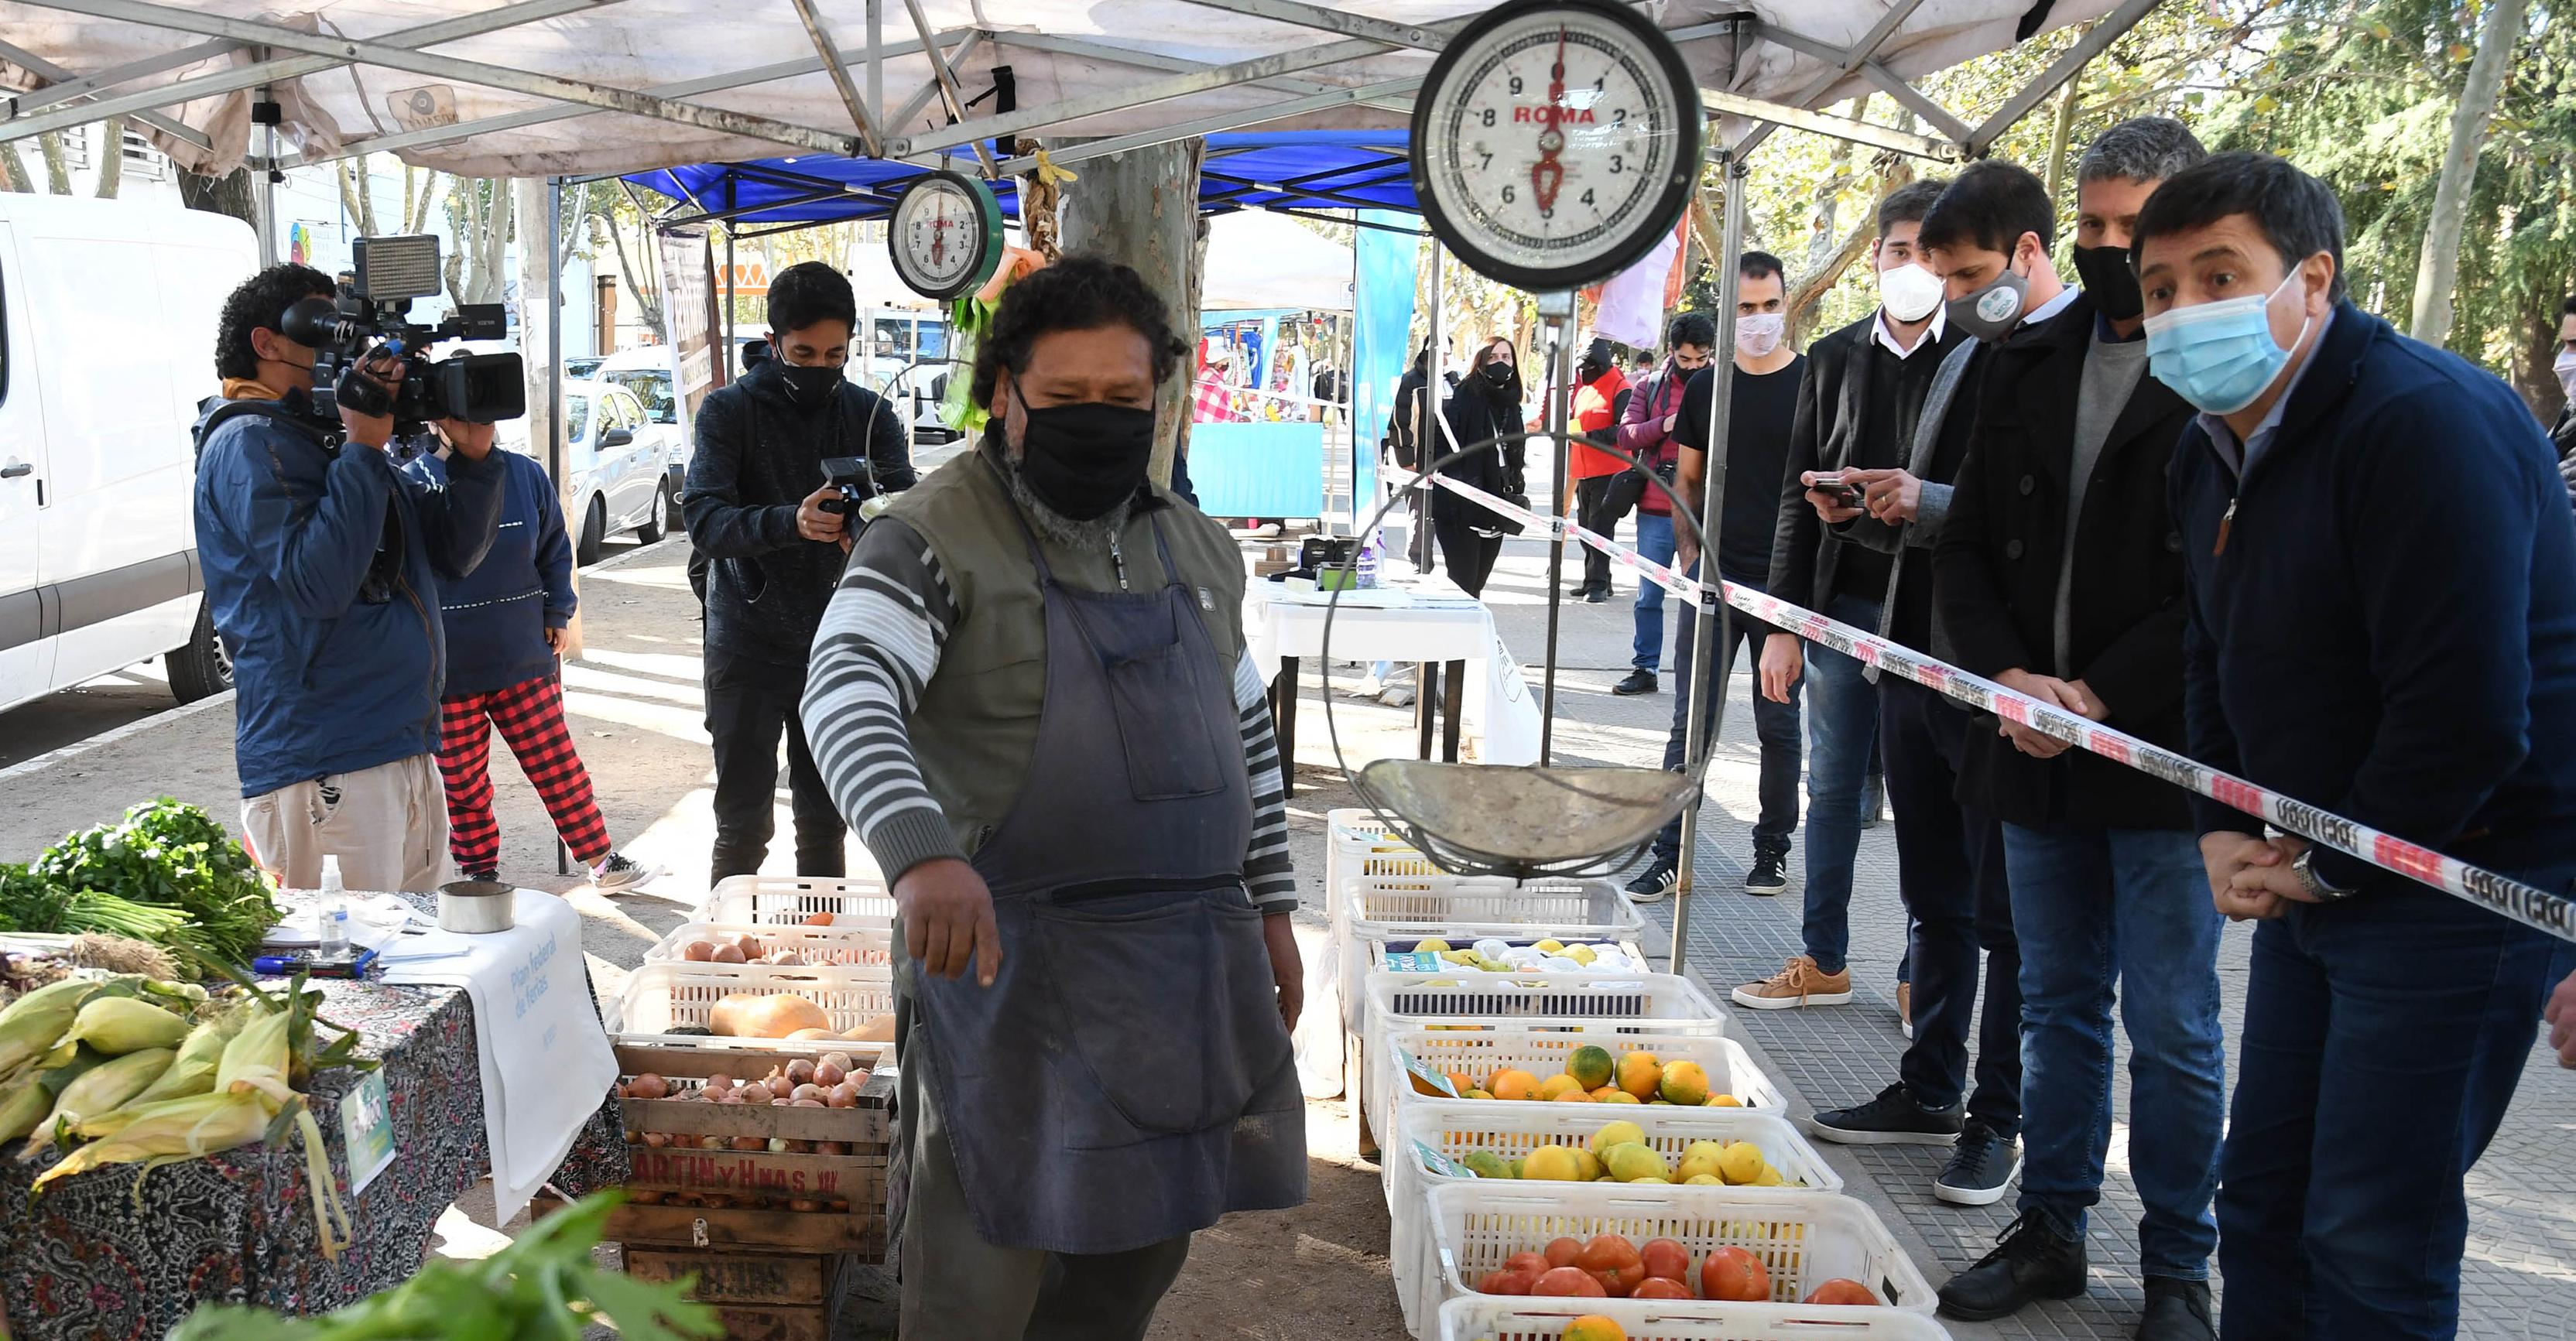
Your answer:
[610,1042,895,1260]
[627,1248,849,1340]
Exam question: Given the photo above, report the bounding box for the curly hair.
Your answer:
[970,254,1190,409]
[215,262,334,381]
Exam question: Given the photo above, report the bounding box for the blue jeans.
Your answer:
[1630,511,1676,671]
[1791,594,1882,975]
[2002,824,2224,1280]
[2216,871,2574,1340]
[1650,573,1802,867]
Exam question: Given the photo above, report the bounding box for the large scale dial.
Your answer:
[1410,0,1701,292]
[887,169,1005,302]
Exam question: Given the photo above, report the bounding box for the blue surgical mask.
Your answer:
[2143,269,2311,415]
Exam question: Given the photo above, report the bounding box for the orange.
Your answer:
[1588,1085,1625,1102]
[1538,1074,1585,1100]
[1658,1059,1710,1107]
[1488,1069,1540,1101]
[1562,1317,1626,1341]
[1616,1050,1662,1099]
[1711,1093,1743,1107]
[1443,1071,1478,1096]
[1553,1086,1597,1102]
[1565,1045,1615,1091]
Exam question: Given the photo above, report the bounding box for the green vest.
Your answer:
[881,447,1249,858]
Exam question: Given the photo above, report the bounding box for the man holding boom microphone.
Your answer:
[192,259,508,892]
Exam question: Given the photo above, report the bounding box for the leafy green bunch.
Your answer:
[27,799,280,962]
[170,1192,723,1341]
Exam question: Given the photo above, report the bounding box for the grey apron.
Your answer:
[901,495,1307,1256]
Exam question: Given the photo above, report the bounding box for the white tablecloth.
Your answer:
[1242,581,1540,766]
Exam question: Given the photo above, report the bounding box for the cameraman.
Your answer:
[685,262,915,881]
[191,262,506,892]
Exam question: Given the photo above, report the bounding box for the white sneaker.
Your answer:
[1379,684,1416,708]
[590,854,661,893]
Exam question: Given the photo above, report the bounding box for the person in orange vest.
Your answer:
[1564,338,1632,601]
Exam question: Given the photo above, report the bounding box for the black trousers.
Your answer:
[1431,512,1506,597]
[1879,676,2021,1131]
[704,645,847,881]
[1652,583,1801,859]
[1571,474,1619,593]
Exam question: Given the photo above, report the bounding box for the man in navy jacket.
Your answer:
[194,263,505,893]
[2143,152,2576,1339]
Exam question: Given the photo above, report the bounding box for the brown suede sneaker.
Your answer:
[1730,955,1855,1010]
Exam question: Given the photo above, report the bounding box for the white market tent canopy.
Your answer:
[1205,210,1355,312]
[0,0,2153,181]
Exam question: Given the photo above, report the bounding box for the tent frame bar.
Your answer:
[898,0,999,175]
[1702,87,1961,162]
[1002,29,1414,113]
[5,35,238,118]
[786,0,887,156]
[1173,0,1442,51]
[6,0,865,156]
[0,36,207,150]
[1967,0,2163,155]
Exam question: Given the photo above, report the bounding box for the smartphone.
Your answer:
[1810,472,1865,509]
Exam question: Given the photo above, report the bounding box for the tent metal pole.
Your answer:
[988,77,1424,175]
[1732,0,1934,159]
[1171,0,1440,51]
[0,0,617,147]
[724,231,737,376]
[886,29,980,129]
[1001,29,1416,111]
[1737,20,1972,143]
[786,0,886,156]
[1537,296,1574,765]
[1701,87,1958,162]
[0,39,207,149]
[548,176,568,509]
[898,0,999,175]
[7,0,862,156]
[1415,240,1440,574]
[257,90,276,268]
[287,28,976,167]
[1669,152,1745,977]
[1967,0,2167,156]
[866,0,884,126]
[3,36,238,116]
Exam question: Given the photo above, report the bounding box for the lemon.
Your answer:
[1589,1120,1647,1156]
[1682,1139,1726,1167]
[1534,939,1566,954]
[1711,1093,1743,1107]
[1413,938,1451,953]
[1684,1172,1724,1185]
[1460,1151,1511,1179]
[1523,1144,1583,1181]
[1627,1175,1670,1185]
[1752,1166,1786,1186]
[1604,1142,1671,1182]
[1675,1154,1721,1183]
[1596,1090,1640,1104]
[1539,1073,1585,1100]
[1565,944,1597,965]
[1574,1147,1605,1182]
[1718,1141,1767,1185]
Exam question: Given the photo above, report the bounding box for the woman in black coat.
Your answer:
[1430,336,1527,596]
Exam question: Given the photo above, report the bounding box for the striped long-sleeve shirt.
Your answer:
[800,514,1297,912]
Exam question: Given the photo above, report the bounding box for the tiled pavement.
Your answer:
[1418,525,2576,1341]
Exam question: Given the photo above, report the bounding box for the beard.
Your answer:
[1001,440,1132,549]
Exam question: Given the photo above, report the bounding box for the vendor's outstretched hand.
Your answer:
[896,857,1001,987]
[1263,912,1303,1032]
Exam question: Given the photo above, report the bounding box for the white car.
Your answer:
[498,378,674,564]
[593,346,686,528]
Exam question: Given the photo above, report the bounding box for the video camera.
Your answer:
[280,234,526,433]
[818,455,894,529]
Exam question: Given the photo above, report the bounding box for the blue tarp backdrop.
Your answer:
[1350,207,1418,534]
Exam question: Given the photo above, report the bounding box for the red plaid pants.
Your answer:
[436,672,612,874]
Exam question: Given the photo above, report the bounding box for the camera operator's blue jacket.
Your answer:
[192,394,506,798]
[404,448,576,697]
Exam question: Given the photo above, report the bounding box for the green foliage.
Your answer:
[27,799,280,963]
[170,1192,722,1341]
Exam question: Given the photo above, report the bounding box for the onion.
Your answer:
[825,1081,859,1108]
[789,1083,826,1104]
[642,1131,671,1148]
[792,1097,824,1107]
[629,1190,664,1205]
[717,1093,745,1106]
[729,1134,765,1151]
[814,1061,847,1089]
[628,1074,670,1100]
[705,1074,735,1094]
[789,1199,822,1212]
[711,943,747,963]
[814,1141,848,1156]
[735,934,762,959]
[738,1083,773,1105]
[818,1051,854,1074]
[783,1059,817,1087]
[683,940,716,962]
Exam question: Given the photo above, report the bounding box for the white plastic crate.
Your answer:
[1343,926,1654,1037]
[1367,1027,1785,1166]
[609,960,897,1061]
[1365,970,1727,1038]
[704,874,899,926]
[1437,1296,1954,1341]
[1426,1182,1937,1317]
[1326,809,1447,898]
[642,921,895,967]
[1387,1101,1845,1332]
[1348,873,1643,937]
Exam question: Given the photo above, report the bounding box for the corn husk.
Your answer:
[29,1088,274,1194]
[0,1047,105,1142]
[21,1046,173,1157]
[0,977,99,1079]
[67,995,190,1055]
[124,1011,245,1110]
[215,1010,291,1101]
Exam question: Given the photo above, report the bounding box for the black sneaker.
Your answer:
[1937,1206,2087,1321]
[1935,1119,2023,1206]
[1584,588,1611,604]
[461,867,499,884]
[1625,860,1674,905]
[1744,846,1790,895]
[2137,1276,2215,1341]
[1612,669,1659,696]
[1807,1082,1964,1146]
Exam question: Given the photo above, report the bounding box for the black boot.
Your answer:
[1937,1206,2086,1321]
[2137,1276,2215,1341]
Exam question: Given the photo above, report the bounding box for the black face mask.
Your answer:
[776,361,844,405]
[2070,242,2144,322]
[1481,361,1522,402]
[1013,392,1156,521]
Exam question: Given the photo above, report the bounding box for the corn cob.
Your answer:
[21,1045,173,1158]
[29,1088,275,1195]
[66,995,190,1055]
[125,1010,245,1110]
[0,977,99,1079]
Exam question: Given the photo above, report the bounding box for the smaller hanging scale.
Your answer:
[886,169,1005,302]
[1326,0,1708,877]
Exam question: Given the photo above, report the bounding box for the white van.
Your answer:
[0,194,254,715]
[593,344,687,520]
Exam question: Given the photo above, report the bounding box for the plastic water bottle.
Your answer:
[317,854,350,958]
[1356,535,1381,590]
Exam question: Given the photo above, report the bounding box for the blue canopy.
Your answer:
[626,130,1413,234]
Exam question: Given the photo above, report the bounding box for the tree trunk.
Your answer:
[2,142,32,193]
[2511,305,2562,424]
[2410,0,2528,347]
[93,118,125,199]
[38,132,71,194]
[1058,136,1206,487]
[339,155,380,236]
[405,168,441,234]
[2043,70,2083,206]
[178,166,259,226]
[598,209,665,336]
[1786,160,1913,344]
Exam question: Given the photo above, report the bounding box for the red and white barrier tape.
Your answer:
[1383,467,2576,942]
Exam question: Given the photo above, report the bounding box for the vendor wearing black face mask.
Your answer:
[683,260,916,881]
[1430,336,1530,596]
[800,255,1306,1341]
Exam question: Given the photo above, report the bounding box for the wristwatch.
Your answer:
[2290,847,2357,902]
